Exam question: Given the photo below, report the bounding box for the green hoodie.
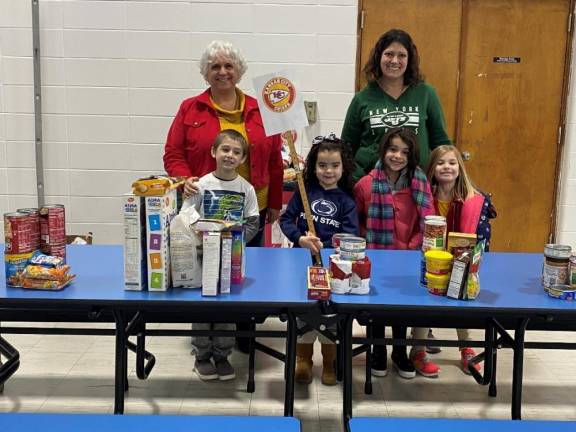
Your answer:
[342,81,451,182]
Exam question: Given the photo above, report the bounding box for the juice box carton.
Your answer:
[231,229,245,284]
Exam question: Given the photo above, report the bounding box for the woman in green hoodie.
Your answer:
[342,29,451,183]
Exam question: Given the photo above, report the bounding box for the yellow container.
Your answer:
[425,250,453,275]
[426,272,450,296]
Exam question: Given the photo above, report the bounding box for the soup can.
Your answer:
[422,216,447,252]
[40,204,66,249]
[420,252,428,287]
[42,243,67,263]
[332,233,356,253]
[17,208,40,250]
[340,237,366,261]
[548,284,576,301]
[4,212,33,254]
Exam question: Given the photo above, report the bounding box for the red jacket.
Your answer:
[434,192,485,234]
[354,173,424,250]
[163,89,284,210]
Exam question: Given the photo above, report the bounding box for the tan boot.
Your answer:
[321,343,337,386]
[295,343,314,384]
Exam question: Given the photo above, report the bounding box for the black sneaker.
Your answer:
[194,359,218,381]
[215,358,236,381]
[426,329,442,354]
[391,352,416,379]
[371,346,388,377]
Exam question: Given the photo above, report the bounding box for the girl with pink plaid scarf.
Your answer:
[355,128,438,378]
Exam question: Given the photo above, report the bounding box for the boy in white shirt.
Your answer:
[183,129,259,381]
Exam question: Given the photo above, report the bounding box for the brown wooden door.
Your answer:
[359,0,462,139]
[360,0,571,252]
[457,0,569,252]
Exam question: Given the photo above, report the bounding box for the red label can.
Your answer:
[4,212,33,254]
[40,204,66,250]
[17,208,40,250]
[43,243,67,263]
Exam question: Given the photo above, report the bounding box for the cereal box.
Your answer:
[145,189,177,292]
[202,232,221,296]
[123,194,147,291]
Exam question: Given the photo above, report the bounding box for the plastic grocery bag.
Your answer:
[170,206,202,288]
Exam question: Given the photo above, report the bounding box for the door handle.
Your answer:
[461,151,471,161]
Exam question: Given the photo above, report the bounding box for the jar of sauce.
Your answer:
[542,244,572,291]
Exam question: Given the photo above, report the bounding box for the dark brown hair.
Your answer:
[303,136,355,195]
[363,29,423,86]
[379,128,420,177]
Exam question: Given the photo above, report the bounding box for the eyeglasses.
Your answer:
[312,133,339,146]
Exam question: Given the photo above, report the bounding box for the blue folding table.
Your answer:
[0,245,316,416]
[332,250,576,424]
[0,413,301,432]
[349,417,576,432]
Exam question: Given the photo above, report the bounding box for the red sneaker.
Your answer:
[461,347,481,375]
[410,350,439,378]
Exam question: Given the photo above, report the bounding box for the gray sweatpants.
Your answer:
[191,323,235,361]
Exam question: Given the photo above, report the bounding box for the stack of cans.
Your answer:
[420,215,447,287]
[39,204,67,261]
[4,211,36,287]
[4,205,66,287]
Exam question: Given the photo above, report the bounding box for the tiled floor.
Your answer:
[1,321,576,431]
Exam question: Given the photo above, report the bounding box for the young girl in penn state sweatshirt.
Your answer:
[280,134,359,386]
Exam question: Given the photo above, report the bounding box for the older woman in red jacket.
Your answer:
[163,40,283,246]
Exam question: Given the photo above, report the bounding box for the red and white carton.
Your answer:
[329,254,371,295]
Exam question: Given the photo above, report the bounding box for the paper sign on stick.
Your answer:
[253,70,309,136]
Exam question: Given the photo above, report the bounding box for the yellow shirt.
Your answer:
[210,89,268,211]
[437,199,451,218]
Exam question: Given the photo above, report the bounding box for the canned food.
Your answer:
[5,251,34,287]
[4,212,33,254]
[332,233,356,253]
[425,250,454,275]
[548,284,576,301]
[17,208,40,250]
[42,243,67,263]
[340,237,366,261]
[420,253,428,287]
[422,216,447,252]
[40,204,66,250]
[544,244,572,259]
[426,272,450,296]
[542,244,571,289]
